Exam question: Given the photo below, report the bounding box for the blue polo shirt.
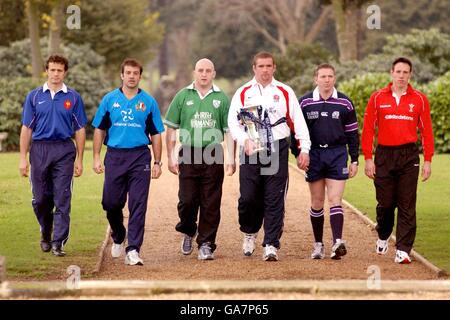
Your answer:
[92,88,165,148]
[22,83,87,141]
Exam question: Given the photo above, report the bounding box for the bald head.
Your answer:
[193,58,216,91]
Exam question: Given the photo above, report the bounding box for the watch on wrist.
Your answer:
[154,161,162,166]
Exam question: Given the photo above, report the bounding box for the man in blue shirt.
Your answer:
[19,55,87,257]
[92,58,164,266]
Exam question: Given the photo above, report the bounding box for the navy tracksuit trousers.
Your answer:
[30,139,76,247]
[102,146,151,253]
[238,138,289,249]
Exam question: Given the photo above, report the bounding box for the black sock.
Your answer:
[330,205,344,243]
[309,207,324,243]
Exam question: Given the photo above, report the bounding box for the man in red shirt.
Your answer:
[362,57,434,264]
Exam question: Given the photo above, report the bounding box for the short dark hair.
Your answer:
[392,57,413,72]
[121,58,143,75]
[314,63,336,77]
[45,55,69,71]
[252,51,275,66]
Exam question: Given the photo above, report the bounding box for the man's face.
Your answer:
[391,62,411,88]
[315,68,336,93]
[253,58,276,85]
[46,62,66,86]
[121,65,141,89]
[193,59,215,89]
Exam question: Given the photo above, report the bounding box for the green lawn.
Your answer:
[0,142,107,279]
[344,154,450,271]
[289,154,450,271]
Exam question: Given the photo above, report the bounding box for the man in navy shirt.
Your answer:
[291,63,359,261]
[19,55,87,257]
[92,58,164,266]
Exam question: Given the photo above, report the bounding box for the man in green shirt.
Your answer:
[165,58,236,260]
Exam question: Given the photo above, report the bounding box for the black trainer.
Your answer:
[40,240,51,252]
[51,244,66,257]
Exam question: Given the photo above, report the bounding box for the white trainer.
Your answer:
[263,244,278,261]
[311,242,325,259]
[124,249,144,266]
[111,242,124,258]
[330,239,347,260]
[242,233,257,256]
[394,250,411,264]
[376,239,389,255]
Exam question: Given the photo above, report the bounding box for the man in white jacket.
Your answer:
[228,51,311,261]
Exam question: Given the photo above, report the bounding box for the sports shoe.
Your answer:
[311,242,325,259]
[243,232,257,256]
[263,244,278,261]
[124,249,144,266]
[40,240,51,253]
[394,250,411,264]
[51,244,66,257]
[111,242,124,258]
[376,239,389,255]
[198,243,214,260]
[330,239,347,260]
[181,233,195,255]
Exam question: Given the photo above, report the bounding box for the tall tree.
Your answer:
[0,0,27,46]
[223,0,332,54]
[47,0,65,55]
[25,0,43,80]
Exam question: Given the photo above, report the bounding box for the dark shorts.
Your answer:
[305,146,349,182]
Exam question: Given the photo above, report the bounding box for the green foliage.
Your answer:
[0,38,114,149]
[424,71,450,153]
[338,72,391,129]
[337,29,450,84]
[0,0,26,46]
[0,78,37,151]
[275,42,334,95]
[62,0,164,71]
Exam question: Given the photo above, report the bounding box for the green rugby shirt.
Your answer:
[164,84,230,147]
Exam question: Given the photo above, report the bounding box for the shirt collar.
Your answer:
[186,82,221,92]
[313,87,338,101]
[249,77,277,88]
[43,82,68,93]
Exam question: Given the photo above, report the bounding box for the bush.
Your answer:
[0,78,37,151]
[424,71,450,153]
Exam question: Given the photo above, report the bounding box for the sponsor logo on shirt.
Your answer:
[191,111,216,128]
[135,101,146,112]
[64,99,72,109]
[380,104,391,108]
[38,101,46,105]
[213,99,221,109]
[332,111,340,119]
[321,111,328,117]
[186,100,194,106]
[306,111,319,119]
[385,114,413,121]
[113,102,121,108]
[121,109,135,122]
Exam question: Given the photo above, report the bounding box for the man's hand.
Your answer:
[349,162,358,178]
[422,161,432,182]
[244,139,256,156]
[152,164,162,179]
[364,159,376,179]
[19,158,29,177]
[74,158,83,177]
[168,158,179,175]
[93,157,104,174]
[226,163,236,176]
[297,152,310,171]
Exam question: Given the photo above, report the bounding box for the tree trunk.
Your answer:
[26,0,43,80]
[48,0,65,55]
[159,35,169,77]
[332,0,359,62]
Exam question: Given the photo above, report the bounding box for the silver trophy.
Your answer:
[239,103,265,153]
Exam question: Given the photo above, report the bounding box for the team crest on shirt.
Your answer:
[63,99,72,109]
[213,99,221,108]
[332,111,340,119]
[409,104,415,112]
[273,95,280,103]
[135,101,146,112]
